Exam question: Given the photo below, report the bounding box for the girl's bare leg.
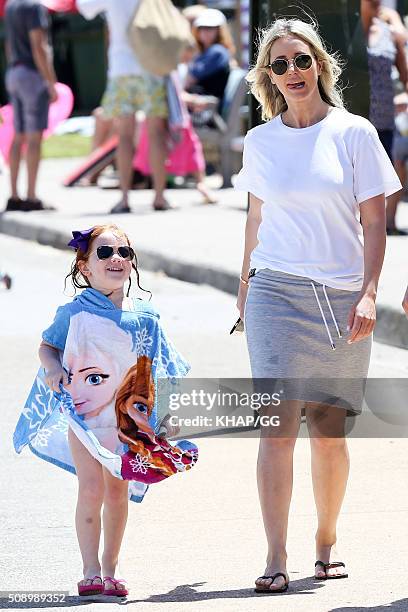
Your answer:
[68,428,104,585]
[101,466,129,588]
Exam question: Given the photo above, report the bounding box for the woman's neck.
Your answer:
[282,98,331,129]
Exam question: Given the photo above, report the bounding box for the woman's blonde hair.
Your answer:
[247,18,344,121]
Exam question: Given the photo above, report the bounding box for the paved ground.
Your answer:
[0,158,407,350]
[1,236,408,612]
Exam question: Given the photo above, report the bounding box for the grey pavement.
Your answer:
[1,236,408,612]
[0,157,407,353]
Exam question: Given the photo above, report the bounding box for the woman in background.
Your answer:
[184,8,236,123]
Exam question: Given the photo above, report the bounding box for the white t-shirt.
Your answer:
[77,0,144,79]
[235,107,402,291]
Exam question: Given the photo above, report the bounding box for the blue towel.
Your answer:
[13,288,192,503]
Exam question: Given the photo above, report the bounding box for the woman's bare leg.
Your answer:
[146,115,170,210]
[113,114,136,210]
[306,404,349,578]
[83,108,114,185]
[255,401,301,591]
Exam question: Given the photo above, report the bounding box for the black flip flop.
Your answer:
[4,197,25,212]
[254,572,289,593]
[24,198,55,211]
[315,560,348,580]
[109,203,131,214]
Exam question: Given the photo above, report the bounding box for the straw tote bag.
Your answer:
[128,0,192,76]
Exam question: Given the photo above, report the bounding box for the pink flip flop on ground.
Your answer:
[77,575,104,596]
[103,576,129,597]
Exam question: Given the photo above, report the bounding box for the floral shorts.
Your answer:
[101,74,168,119]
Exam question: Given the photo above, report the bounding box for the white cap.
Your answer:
[194,8,226,28]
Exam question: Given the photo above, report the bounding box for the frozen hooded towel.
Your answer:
[13,288,198,503]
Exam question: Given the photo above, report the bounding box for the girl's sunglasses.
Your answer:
[266,53,313,75]
[95,245,134,260]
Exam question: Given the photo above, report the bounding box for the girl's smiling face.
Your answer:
[78,230,133,294]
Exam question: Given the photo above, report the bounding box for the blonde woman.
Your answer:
[235,18,401,593]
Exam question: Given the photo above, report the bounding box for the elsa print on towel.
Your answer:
[63,311,135,453]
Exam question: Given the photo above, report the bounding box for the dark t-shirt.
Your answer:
[188,44,230,100]
[5,0,49,70]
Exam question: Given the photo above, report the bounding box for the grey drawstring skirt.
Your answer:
[244,269,372,414]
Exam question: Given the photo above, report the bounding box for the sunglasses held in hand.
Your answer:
[230,317,244,334]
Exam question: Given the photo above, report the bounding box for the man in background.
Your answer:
[4,0,57,212]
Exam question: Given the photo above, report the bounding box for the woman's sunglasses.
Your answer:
[266,53,313,75]
[95,245,134,260]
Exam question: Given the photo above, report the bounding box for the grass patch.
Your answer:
[42,134,92,158]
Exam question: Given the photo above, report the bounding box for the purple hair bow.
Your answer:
[67,228,94,252]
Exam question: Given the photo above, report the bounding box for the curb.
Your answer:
[0,214,241,295]
[1,215,407,350]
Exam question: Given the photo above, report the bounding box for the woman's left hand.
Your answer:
[347,293,377,344]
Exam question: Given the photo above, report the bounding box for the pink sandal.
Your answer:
[77,575,104,596]
[103,576,129,597]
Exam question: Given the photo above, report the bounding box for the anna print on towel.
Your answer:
[234,18,401,593]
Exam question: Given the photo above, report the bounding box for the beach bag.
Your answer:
[128,0,192,76]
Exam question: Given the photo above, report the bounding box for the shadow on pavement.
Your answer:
[7,581,407,608]
[0,578,322,608]
[127,577,324,603]
[0,598,93,609]
[330,600,408,612]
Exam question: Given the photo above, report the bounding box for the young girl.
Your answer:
[13,224,196,598]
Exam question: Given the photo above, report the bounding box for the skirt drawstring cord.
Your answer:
[311,282,342,350]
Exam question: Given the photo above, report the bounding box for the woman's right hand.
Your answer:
[44,365,64,393]
[236,281,249,320]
